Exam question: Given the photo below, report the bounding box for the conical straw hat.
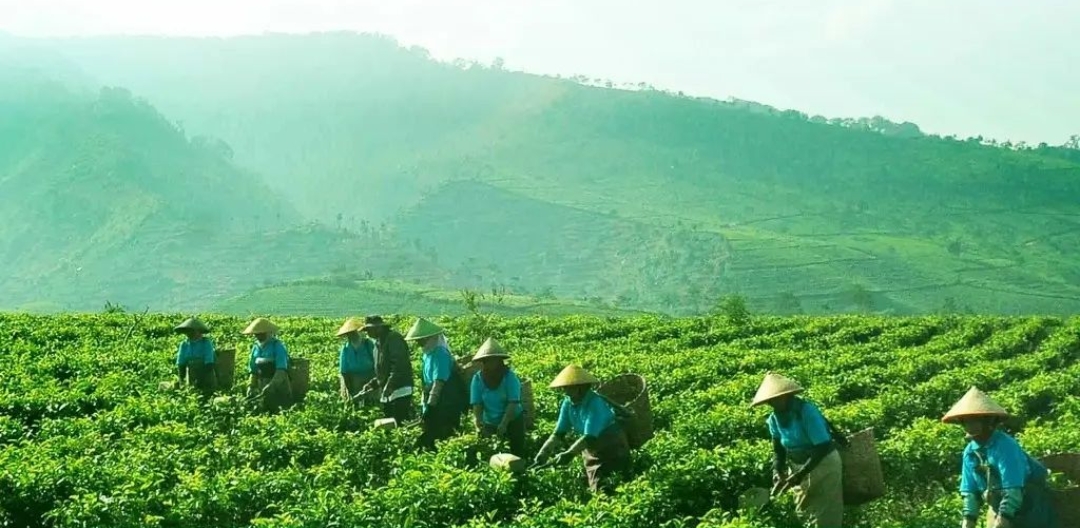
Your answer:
[472,337,510,362]
[174,317,209,333]
[751,372,804,407]
[549,365,599,388]
[242,317,278,335]
[942,386,1009,423]
[405,317,444,341]
[336,317,363,337]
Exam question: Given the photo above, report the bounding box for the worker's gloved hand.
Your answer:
[961,517,977,528]
[553,451,576,466]
[496,422,508,436]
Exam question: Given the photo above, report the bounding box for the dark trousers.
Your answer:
[418,405,461,451]
[382,397,414,423]
[480,414,527,457]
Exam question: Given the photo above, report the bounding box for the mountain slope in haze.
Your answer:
[395,181,729,315]
[17,32,1080,315]
[0,75,444,312]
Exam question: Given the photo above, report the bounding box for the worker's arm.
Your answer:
[428,380,445,407]
[498,402,519,433]
[788,442,833,483]
[961,492,982,527]
[472,404,485,430]
[534,433,565,464]
[555,435,588,464]
[771,436,788,480]
[177,365,187,383]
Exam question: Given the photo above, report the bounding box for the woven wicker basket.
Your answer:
[1041,452,1080,527]
[288,357,310,402]
[839,427,886,506]
[214,348,236,390]
[597,373,654,449]
[520,378,536,430]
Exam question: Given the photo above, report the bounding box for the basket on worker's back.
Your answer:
[456,356,479,387]
[288,357,310,402]
[215,348,236,390]
[520,378,536,430]
[838,427,886,506]
[597,373,654,449]
[1040,452,1080,527]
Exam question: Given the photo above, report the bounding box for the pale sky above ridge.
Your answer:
[2,0,1078,145]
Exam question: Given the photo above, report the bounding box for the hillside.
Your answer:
[9,32,1080,315]
[213,278,643,318]
[1,312,1078,527]
[0,71,445,312]
[396,181,729,314]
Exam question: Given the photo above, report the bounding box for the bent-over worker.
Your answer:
[469,337,526,456]
[406,317,468,451]
[174,316,217,396]
[336,317,377,407]
[360,315,415,423]
[534,365,631,493]
[243,317,292,412]
[752,372,843,528]
[944,386,1059,528]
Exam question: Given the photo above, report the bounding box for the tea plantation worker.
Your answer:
[751,372,843,528]
[336,317,378,407]
[469,337,526,456]
[943,386,1059,528]
[174,316,216,395]
[359,315,415,423]
[405,317,469,451]
[243,317,293,412]
[534,365,631,493]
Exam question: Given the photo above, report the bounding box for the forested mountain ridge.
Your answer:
[4,31,1080,315]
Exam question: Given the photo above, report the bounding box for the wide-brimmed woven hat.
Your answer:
[751,372,804,407]
[174,317,209,334]
[242,317,277,335]
[336,317,363,337]
[360,315,389,330]
[942,386,1009,423]
[472,337,510,362]
[405,317,444,341]
[549,365,599,388]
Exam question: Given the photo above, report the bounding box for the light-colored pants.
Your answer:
[791,449,844,528]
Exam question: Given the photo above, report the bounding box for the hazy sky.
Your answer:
[3,0,1078,144]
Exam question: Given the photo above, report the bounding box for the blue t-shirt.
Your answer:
[766,398,832,452]
[248,338,289,374]
[470,370,524,425]
[554,389,616,438]
[421,345,454,413]
[960,429,1047,493]
[339,339,376,376]
[176,337,216,366]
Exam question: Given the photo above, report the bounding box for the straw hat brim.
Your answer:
[174,317,210,333]
[548,365,600,388]
[751,373,804,407]
[336,318,363,337]
[472,337,510,362]
[242,318,277,335]
[405,318,444,341]
[942,386,1010,423]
